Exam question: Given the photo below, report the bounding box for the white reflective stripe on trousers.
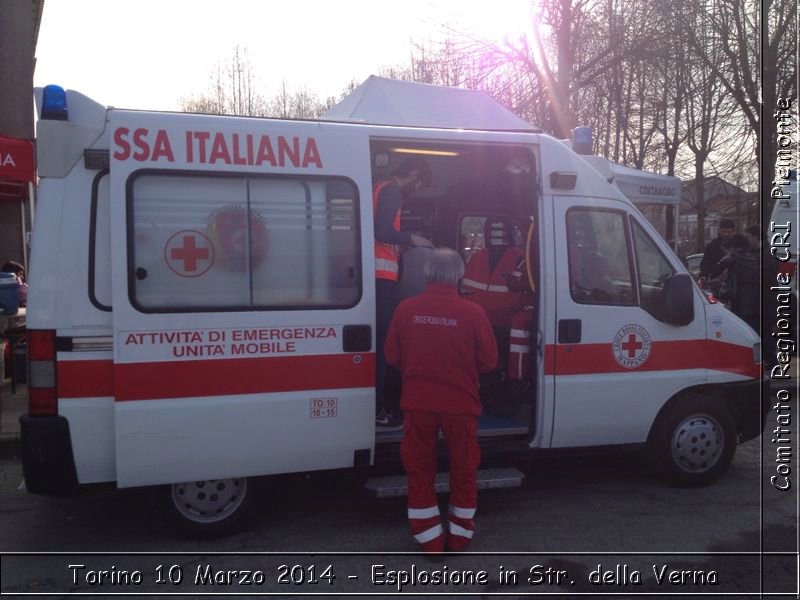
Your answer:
[414,523,444,544]
[448,521,474,539]
[449,505,476,519]
[408,505,440,520]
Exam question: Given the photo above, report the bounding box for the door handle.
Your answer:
[558,319,581,344]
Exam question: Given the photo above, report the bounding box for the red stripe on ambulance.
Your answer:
[58,354,375,401]
[545,339,759,378]
[59,359,115,398]
[114,353,374,401]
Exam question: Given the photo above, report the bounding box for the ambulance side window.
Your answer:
[90,171,112,310]
[566,209,635,305]
[459,214,523,264]
[460,216,486,263]
[631,220,675,319]
[128,173,360,312]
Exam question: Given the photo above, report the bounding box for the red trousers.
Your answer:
[401,411,480,552]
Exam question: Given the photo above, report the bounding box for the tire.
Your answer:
[648,395,736,487]
[166,477,254,538]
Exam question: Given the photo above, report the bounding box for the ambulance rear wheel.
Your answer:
[649,395,736,487]
[167,477,253,537]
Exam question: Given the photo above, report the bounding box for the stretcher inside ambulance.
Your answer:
[20,85,764,536]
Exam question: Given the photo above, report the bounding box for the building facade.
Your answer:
[0,0,44,269]
[679,176,759,255]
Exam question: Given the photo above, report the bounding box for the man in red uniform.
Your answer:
[385,248,498,553]
[374,157,433,428]
[462,218,533,381]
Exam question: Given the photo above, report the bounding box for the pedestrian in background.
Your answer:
[385,248,497,553]
[714,224,762,333]
[699,218,748,294]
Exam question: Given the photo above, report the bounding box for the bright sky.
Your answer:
[34,0,534,111]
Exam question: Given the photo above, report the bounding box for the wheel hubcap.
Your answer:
[671,414,724,473]
[171,478,247,524]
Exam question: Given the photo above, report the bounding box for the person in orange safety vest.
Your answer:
[385,248,498,553]
[374,157,433,428]
[462,218,533,381]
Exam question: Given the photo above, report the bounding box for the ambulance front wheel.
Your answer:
[648,395,736,487]
[167,477,254,537]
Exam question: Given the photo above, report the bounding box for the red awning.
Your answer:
[0,135,35,202]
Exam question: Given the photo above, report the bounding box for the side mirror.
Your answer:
[662,273,694,326]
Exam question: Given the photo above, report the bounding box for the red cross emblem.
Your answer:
[612,324,651,369]
[165,230,215,277]
[621,333,644,358]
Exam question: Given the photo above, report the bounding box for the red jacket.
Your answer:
[385,283,498,416]
[462,247,527,327]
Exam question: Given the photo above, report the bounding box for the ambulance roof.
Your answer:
[581,155,681,206]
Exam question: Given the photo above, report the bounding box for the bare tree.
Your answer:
[651,0,689,177]
[180,45,269,117]
[182,48,338,119]
[681,0,745,250]
[694,0,797,216]
[269,80,293,119]
[291,87,324,119]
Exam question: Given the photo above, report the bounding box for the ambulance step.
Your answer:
[365,467,524,498]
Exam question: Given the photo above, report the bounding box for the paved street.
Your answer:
[0,424,796,598]
[1,373,797,597]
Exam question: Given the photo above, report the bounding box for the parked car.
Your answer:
[685,253,703,279]
[683,253,720,302]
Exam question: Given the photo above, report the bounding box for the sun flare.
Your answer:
[442,0,536,45]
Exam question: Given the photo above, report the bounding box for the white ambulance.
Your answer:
[20,85,763,536]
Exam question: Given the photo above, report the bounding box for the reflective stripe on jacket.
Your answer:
[462,247,527,327]
[373,180,401,281]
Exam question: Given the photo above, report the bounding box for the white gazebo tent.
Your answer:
[322,75,535,130]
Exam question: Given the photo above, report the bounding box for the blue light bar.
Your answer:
[41,84,68,121]
[573,126,592,155]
